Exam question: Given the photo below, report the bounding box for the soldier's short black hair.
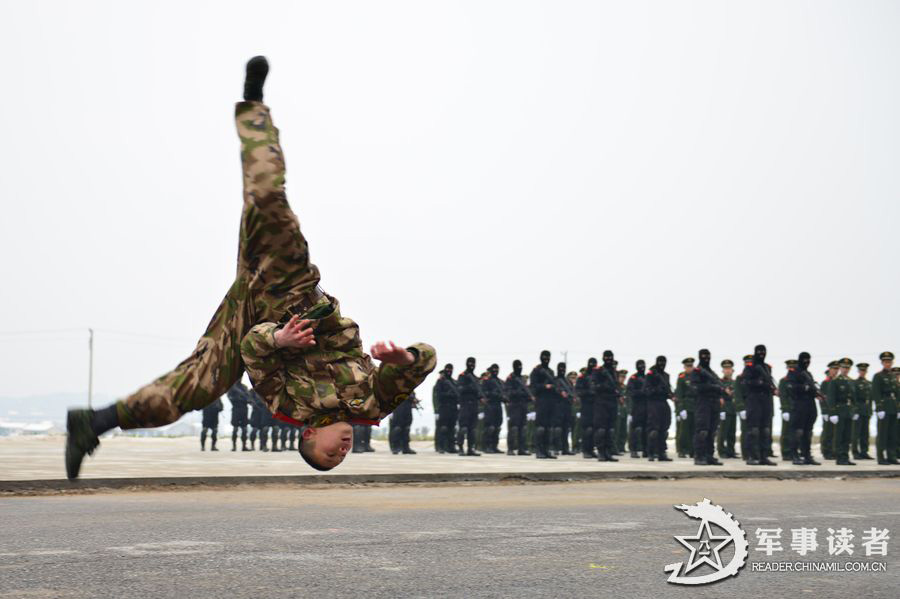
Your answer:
[298,436,334,472]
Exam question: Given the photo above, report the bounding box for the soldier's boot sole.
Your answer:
[65,409,100,480]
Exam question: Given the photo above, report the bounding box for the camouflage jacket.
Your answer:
[240,300,436,427]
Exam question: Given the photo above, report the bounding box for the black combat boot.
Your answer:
[352,425,365,453]
[65,409,101,480]
[535,427,550,459]
[210,432,219,451]
[517,426,531,455]
[595,429,609,461]
[363,427,375,452]
[260,429,269,452]
[582,427,597,458]
[200,429,207,451]
[604,429,619,461]
[745,428,760,465]
[628,426,649,458]
[402,427,417,454]
[507,426,517,455]
[456,428,467,455]
[646,430,658,461]
[232,430,238,451]
[243,56,269,102]
[389,427,402,454]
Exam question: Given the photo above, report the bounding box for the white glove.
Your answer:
[897,412,900,420]
[829,415,838,424]
[739,410,747,420]
[679,409,688,420]
[575,412,580,418]
[876,411,885,420]
[478,413,484,420]
[852,413,859,421]
[720,412,726,421]
[626,415,632,427]
[527,412,536,421]
[782,412,790,422]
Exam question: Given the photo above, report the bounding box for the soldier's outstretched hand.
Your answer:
[371,341,415,365]
[274,315,316,349]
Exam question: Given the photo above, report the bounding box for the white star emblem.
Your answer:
[674,519,733,574]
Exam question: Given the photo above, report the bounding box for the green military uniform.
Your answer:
[852,363,873,459]
[778,360,797,461]
[117,101,435,431]
[734,355,752,459]
[826,358,857,464]
[872,352,898,464]
[819,362,838,460]
[674,358,696,458]
[716,360,737,459]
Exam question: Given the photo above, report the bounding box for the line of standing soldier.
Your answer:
[201,382,298,452]
[428,348,899,465]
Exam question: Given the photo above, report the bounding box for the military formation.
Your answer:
[203,382,299,452]
[426,349,900,466]
[200,351,899,466]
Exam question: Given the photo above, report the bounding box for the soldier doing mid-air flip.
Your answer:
[65,57,436,477]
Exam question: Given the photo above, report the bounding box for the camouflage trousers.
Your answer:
[117,102,322,429]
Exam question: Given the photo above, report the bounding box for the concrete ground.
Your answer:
[1,435,895,482]
[1,478,898,598]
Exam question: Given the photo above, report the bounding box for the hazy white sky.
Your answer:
[1,1,897,429]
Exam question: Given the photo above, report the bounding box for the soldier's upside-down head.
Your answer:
[298,421,353,471]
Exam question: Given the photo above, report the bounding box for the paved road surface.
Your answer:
[1,478,898,598]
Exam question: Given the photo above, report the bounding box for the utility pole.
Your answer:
[562,350,568,368]
[88,328,94,409]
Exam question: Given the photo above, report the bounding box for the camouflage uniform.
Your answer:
[115,102,434,431]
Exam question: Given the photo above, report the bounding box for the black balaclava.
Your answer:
[466,357,476,373]
[587,357,598,370]
[636,360,646,375]
[798,352,811,371]
[513,359,523,375]
[557,362,567,377]
[699,348,711,369]
[655,355,667,372]
[489,363,499,377]
[540,350,551,368]
[444,363,454,377]
[754,344,767,363]
[602,350,614,368]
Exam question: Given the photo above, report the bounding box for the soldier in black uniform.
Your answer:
[626,360,648,459]
[389,390,418,454]
[456,357,483,456]
[592,350,621,462]
[247,389,263,450]
[785,352,822,465]
[480,364,506,454]
[741,344,777,465]
[575,358,598,458]
[505,360,532,456]
[200,397,223,451]
[226,382,251,451]
[247,389,271,451]
[553,362,577,455]
[530,350,558,459]
[644,356,673,461]
[690,349,728,465]
[434,364,459,454]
